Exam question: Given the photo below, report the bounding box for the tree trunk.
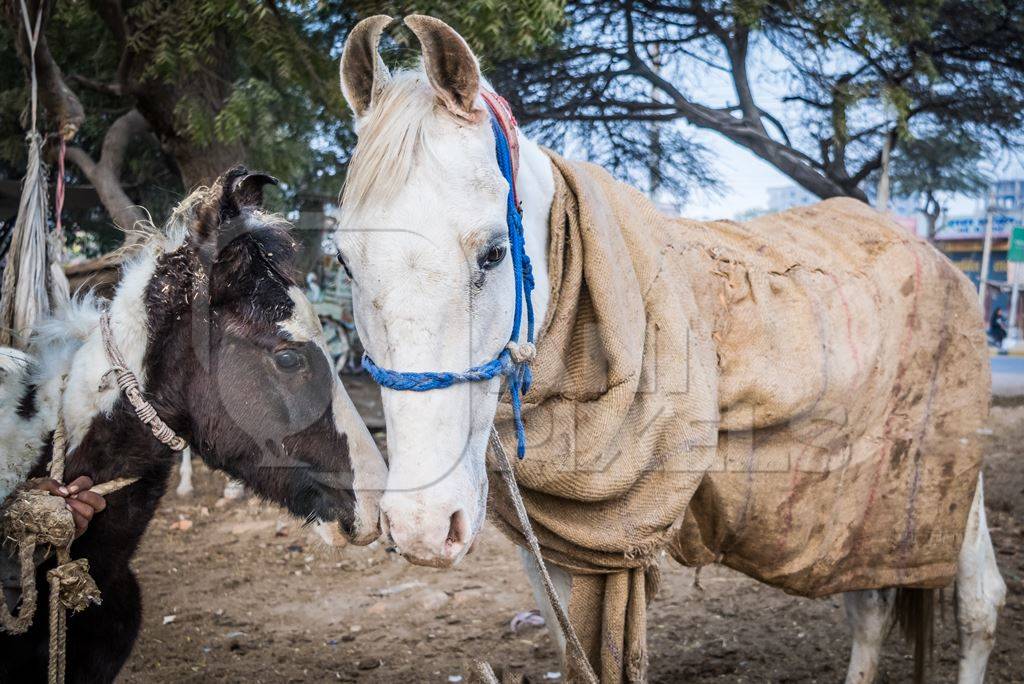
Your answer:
[65,109,149,234]
[924,191,941,242]
[926,213,939,242]
[171,141,246,190]
[293,196,327,280]
[128,28,244,189]
[4,0,84,139]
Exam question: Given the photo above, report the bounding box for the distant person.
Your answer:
[989,306,1007,348]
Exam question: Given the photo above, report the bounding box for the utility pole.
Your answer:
[876,133,891,211]
[978,191,995,309]
[1007,210,1024,349]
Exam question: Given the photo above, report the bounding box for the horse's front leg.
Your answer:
[843,588,896,684]
[519,546,572,659]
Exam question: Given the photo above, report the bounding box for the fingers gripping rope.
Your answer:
[0,416,135,684]
[0,307,183,682]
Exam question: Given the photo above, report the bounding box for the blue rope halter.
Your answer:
[361,109,536,459]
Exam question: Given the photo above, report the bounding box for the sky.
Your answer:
[680,130,791,220]
[647,37,1022,223]
[678,126,1023,222]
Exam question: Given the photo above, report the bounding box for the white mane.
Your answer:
[27,210,191,392]
[341,68,444,215]
[15,191,201,455]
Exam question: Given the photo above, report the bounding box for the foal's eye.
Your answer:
[274,349,304,372]
[480,243,507,270]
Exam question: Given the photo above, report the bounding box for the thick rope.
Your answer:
[487,428,599,684]
[47,378,68,481]
[48,591,63,684]
[100,311,187,451]
[18,0,41,133]
[0,324,153,681]
[472,660,501,684]
[0,533,39,634]
[48,139,71,313]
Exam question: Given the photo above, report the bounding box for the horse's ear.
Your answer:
[340,15,394,118]
[232,171,278,209]
[192,166,279,243]
[404,15,483,124]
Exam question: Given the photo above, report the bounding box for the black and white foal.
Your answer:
[0,168,387,682]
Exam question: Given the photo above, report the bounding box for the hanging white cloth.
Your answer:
[0,0,70,348]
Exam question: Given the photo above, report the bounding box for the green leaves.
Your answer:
[889,127,992,198]
[349,0,565,63]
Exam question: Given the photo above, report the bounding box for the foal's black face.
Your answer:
[193,308,358,529]
[147,168,386,543]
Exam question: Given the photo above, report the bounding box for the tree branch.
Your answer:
[68,74,123,97]
[849,129,897,187]
[618,30,858,199]
[65,110,149,235]
[723,27,766,132]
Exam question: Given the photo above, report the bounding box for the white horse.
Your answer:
[334,15,1006,682]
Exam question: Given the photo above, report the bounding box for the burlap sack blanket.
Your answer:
[488,151,989,683]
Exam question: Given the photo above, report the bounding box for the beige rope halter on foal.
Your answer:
[99,311,187,451]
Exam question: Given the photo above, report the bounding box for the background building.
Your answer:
[766,185,818,213]
[934,178,1024,325]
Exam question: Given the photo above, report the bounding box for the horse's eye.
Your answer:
[274,349,304,372]
[480,243,507,270]
[337,251,353,279]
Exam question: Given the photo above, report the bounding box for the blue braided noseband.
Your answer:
[361,111,536,459]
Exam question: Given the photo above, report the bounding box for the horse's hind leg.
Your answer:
[843,588,896,684]
[956,474,1006,684]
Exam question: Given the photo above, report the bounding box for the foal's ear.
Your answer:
[192,166,279,243]
[340,15,394,118]
[404,15,483,124]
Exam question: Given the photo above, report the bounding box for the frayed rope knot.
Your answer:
[45,555,101,684]
[1,479,136,683]
[505,341,536,364]
[48,558,101,613]
[2,488,76,550]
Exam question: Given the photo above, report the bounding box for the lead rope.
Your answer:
[479,428,599,684]
[0,376,138,684]
[0,310,187,682]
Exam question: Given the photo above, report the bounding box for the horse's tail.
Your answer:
[895,587,935,684]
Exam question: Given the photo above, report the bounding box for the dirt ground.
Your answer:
[116,397,1024,683]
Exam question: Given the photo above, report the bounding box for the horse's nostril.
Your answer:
[445,509,470,556]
